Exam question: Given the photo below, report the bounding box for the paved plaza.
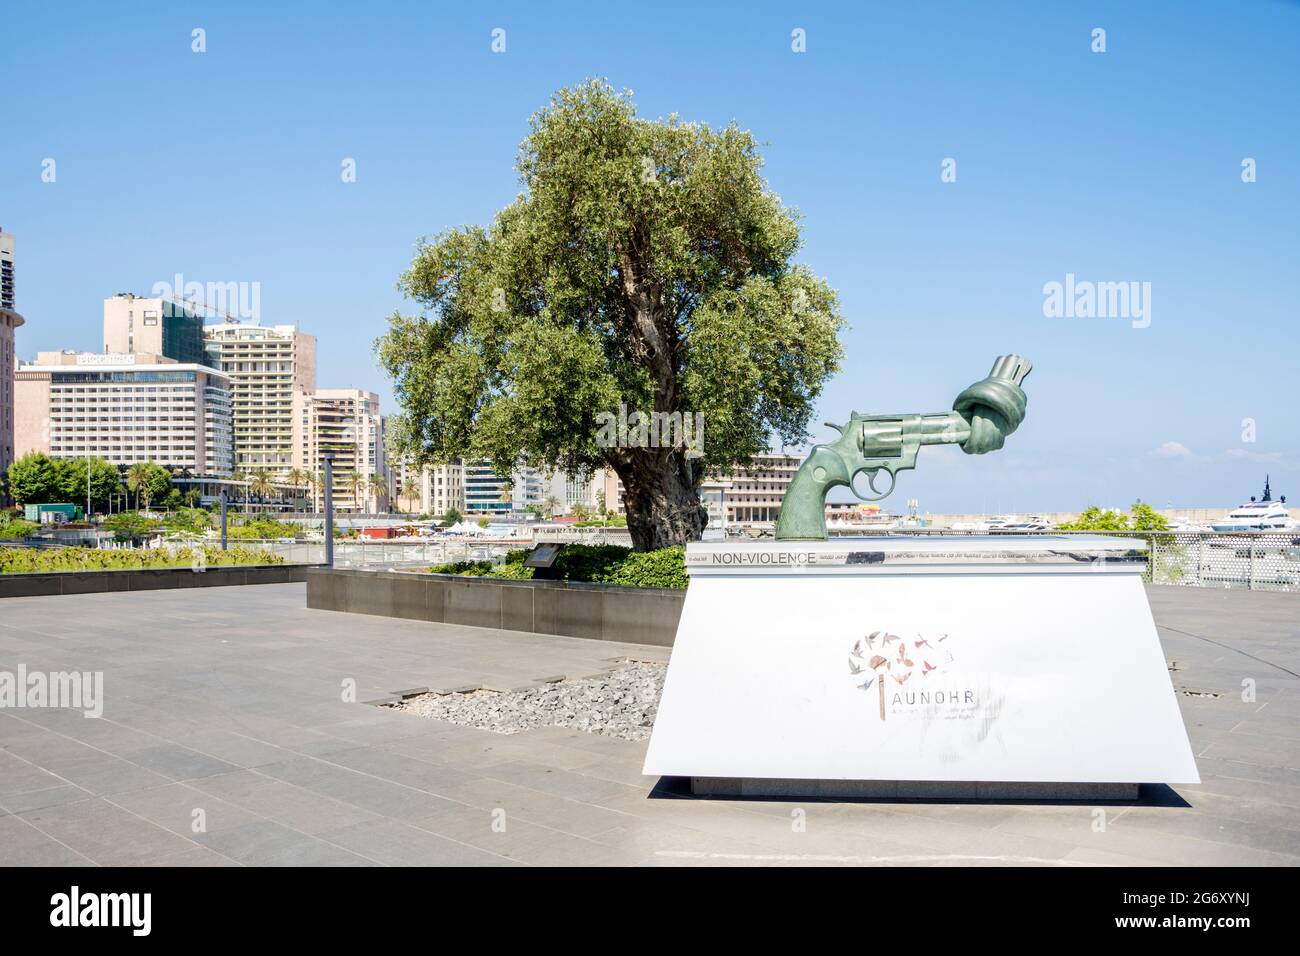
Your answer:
[1,582,1297,866]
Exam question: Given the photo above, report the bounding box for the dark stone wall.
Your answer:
[0,564,314,598]
[306,568,685,646]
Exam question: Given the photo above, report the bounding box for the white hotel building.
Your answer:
[14,351,234,475]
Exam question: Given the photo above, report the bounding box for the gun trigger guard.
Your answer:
[848,467,897,503]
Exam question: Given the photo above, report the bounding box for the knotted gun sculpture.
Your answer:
[774,354,1032,541]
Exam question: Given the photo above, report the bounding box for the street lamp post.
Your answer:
[219,490,228,551]
[323,454,335,568]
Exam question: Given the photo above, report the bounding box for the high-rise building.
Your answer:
[700,451,803,527]
[294,389,386,512]
[202,322,317,472]
[0,229,15,313]
[0,229,23,486]
[543,467,624,515]
[103,294,210,366]
[423,462,465,517]
[14,352,234,475]
[463,461,544,515]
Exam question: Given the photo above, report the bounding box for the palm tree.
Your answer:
[369,474,388,512]
[230,469,251,510]
[286,468,306,497]
[399,478,418,514]
[126,462,151,511]
[544,494,560,519]
[249,470,274,504]
[347,471,365,512]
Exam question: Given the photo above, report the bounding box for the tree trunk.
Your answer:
[614,448,706,551]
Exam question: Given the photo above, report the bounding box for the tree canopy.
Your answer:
[6,452,123,511]
[378,79,843,549]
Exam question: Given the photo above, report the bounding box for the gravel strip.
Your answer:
[391,661,666,740]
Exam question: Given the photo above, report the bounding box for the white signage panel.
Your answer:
[644,540,1199,785]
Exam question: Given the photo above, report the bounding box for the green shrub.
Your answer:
[0,544,283,574]
[426,543,687,588]
[0,516,39,540]
[603,546,688,589]
[228,517,304,540]
[102,511,162,541]
[554,543,631,582]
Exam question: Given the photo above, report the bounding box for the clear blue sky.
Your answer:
[3,0,1297,512]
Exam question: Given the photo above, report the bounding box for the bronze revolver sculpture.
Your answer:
[773,355,1032,541]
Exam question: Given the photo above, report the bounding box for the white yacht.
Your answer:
[950,514,1020,532]
[1210,478,1292,532]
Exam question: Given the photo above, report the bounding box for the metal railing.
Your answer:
[249,538,517,570]
[197,529,1300,592]
[825,528,1299,592]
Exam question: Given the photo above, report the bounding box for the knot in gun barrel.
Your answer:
[952,354,1032,455]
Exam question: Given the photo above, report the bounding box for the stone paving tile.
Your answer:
[185,772,383,835]
[318,819,511,866]
[104,783,264,839]
[197,819,361,867]
[0,814,97,866]
[35,752,175,796]
[0,582,1296,866]
[119,743,243,782]
[147,845,243,867]
[0,749,68,795]
[0,784,96,814]
[18,797,200,865]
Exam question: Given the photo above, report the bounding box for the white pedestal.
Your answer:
[642,536,1199,798]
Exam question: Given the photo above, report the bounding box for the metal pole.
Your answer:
[219,490,228,551]
[324,456,334,568]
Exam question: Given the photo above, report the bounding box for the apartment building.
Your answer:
[202,322,317,472]
[700,451,803,527]
[543,466,624,515]
[103,294,210,366]
[463,461,544,515]
[14,351,234,475]
[293,388,386,512]
[0,229,23,485]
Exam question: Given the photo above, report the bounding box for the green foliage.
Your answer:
[6,452,58,503]
[5,452,124,512]
[602,546,688,589]
[0,515,39,539]
[0,544,283,574]
[440,507,463,527]
[50,457,124,509]
[1128,502,1172,532]
[126,461,171,510]
[426,543,688,588]
[160,508,214,534]
[376,79,844,548]
[1058,502,1172,532]
[227,517,304,540]
[552,543,630,582]
[102,511,162,541]
[575,514,627,527]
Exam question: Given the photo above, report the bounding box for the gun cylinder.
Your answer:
[859,412,972,455]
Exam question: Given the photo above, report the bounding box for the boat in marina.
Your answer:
[1210,477,1293,532]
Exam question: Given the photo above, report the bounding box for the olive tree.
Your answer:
[378,80,843,550]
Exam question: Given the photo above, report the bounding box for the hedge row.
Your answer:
[0,545,284,574]
[428,544,688,589]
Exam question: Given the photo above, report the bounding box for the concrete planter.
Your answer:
[306,568,685,646]
[0,563,315,598]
